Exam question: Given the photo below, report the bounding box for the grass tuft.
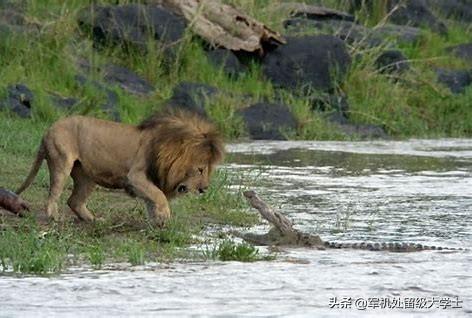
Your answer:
[203,239,274,262]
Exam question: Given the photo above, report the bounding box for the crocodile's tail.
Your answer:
[324,241,465,252]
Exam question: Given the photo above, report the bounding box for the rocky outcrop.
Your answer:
[336,122,388,139]
[435,68,472,94]
[77,59,154,96]
[103,64,154,96]
[348,0,447,34]
[206,48,245,78]
[0,5,40,39]
[0,84,34,118]
[284,17,422,47]
[311,93,349,117]
[447,43,472,63]
[280,2,355,22]
[263,35,351,94]
[49,95,79,110]
[75,75,121,121]
[426,0,472,22]
[387,0,447,35]
[167,82,219,116]
[310,93,388,139]
[238,103,298,140]
[375,50,409,74]
[77,4,186,50]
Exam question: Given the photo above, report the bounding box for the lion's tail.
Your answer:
[16,141,46,195]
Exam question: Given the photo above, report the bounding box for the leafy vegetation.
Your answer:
[203,239,275,262]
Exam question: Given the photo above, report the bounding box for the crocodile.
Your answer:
[239,227,465,252]
[241,191,466,252]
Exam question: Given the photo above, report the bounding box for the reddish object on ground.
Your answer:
[0,188,29,216]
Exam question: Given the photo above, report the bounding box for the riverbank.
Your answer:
[0,0,471,140]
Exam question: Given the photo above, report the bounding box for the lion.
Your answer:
[15,110,225,226]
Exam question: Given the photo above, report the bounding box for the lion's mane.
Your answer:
[138,110,225,195]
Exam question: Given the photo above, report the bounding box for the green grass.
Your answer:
[202,239,275,262]
[345,19,472,137]
[0,218,67,274]
[2,0,470,139]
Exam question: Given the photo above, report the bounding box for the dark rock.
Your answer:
[0,0,26,10]
[103,64,154,95]
[263,35,351,94]
[284,18,372,44]
[75,75,121,121]
[206,49,245,77]
[0,83,34,118]
[311,93,349,118]
[168,82,219,116]
[374,24,422,44]
[337,122,388,139]
[447,43,472,63]
[50,94,79,110]
[76,59,154,96]
[281,3,355,22]
[238,103,298,140]
[0,8,27,25]
[0,7,40,38]
[348,0,446,34]
[284,18,421,47]
[388,0,447,35]
[426,0,472,22]
[435,68,472,94]
[78,4,187,50]
[315,96,388,139]
[375,50,409,74]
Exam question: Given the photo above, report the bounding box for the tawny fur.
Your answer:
[16,110,224,226]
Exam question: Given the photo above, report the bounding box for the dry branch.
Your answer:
[155,0,286,53]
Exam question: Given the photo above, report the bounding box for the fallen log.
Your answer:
[153,0,286,54]
[241,190,323,247]
[0,187,29,216]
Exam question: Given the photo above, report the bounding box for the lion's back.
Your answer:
[44,116,140,183]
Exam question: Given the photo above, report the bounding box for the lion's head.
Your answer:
[139,110,225,198]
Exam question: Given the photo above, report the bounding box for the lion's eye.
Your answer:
[177,185,188,193]
[198,168,204,174]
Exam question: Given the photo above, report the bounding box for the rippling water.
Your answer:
[1,139,471,317]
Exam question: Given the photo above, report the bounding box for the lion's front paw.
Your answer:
[151,214,168,228]
[146,201,171,228]
[155,204,171,227]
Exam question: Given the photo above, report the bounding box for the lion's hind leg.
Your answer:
[45,153,75,221]
[68,164,96,222]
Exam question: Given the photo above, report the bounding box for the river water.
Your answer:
[1,139,471,317]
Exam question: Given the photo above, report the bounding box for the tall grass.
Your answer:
[2,0,469,139]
